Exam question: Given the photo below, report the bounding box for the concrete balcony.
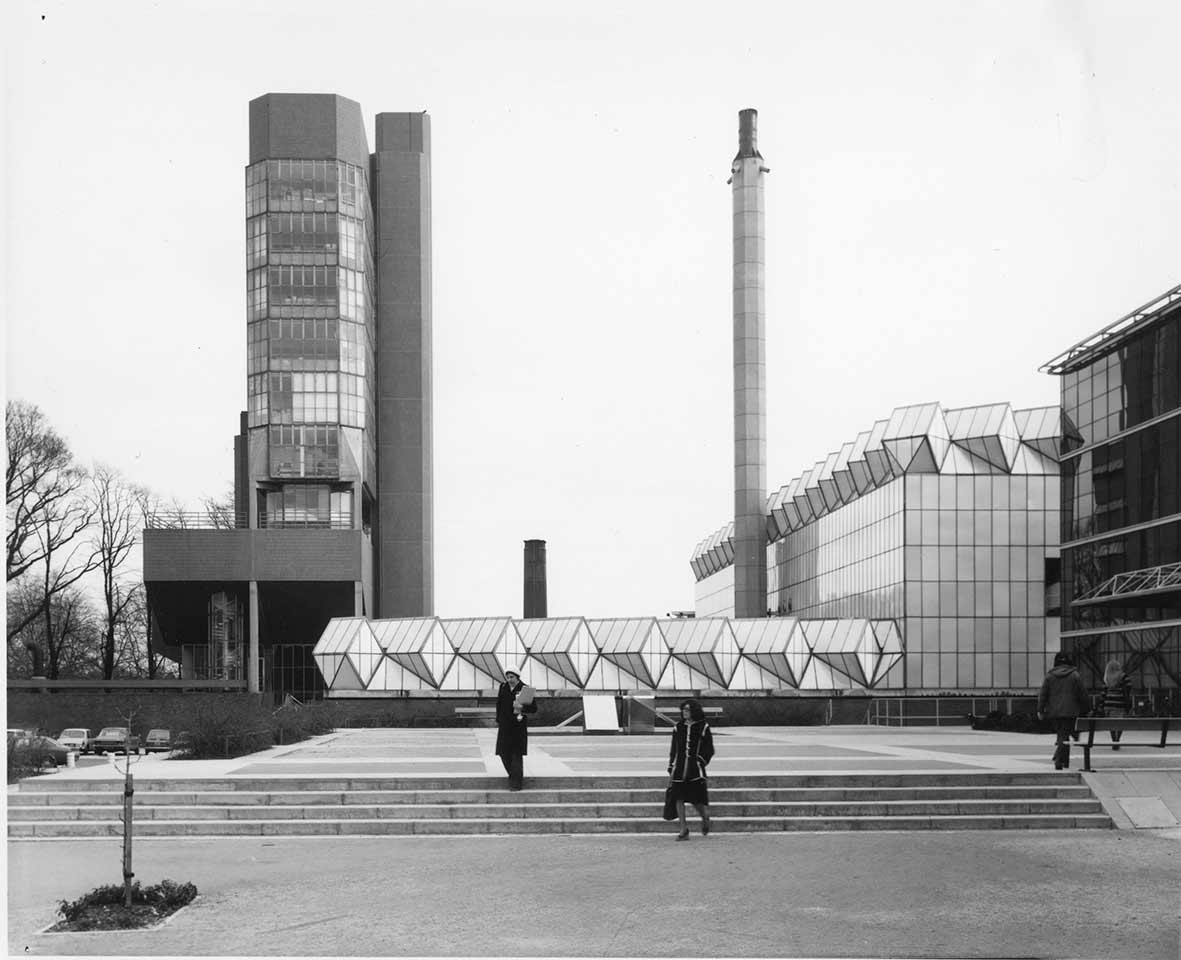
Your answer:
[143,528,366,583]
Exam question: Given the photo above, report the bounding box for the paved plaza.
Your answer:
[7,725,1181,957]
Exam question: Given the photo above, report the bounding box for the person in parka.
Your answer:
[494,668,536,790]
[1037,652,1091,769]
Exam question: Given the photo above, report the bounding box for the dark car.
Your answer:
[144,729,172,752]
[7,733,69,767]
[91,726,140,755]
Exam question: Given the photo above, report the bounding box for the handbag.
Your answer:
[662,784,678,821]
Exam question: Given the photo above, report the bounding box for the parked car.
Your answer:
[7,732,69,767]
[91,726,139,754]
[144,729,172,752]
[57,728,91,753]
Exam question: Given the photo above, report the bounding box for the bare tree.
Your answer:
[201,485,238,529]
[90,464,145,680]
[136,488,208,530]
[108,584,177,679]
[7,578,103,679]
[5,401,100,646]
[7,400,75,581]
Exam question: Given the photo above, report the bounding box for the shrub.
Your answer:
[7,740,54,783]
[969,710,1054,733]
[58,879,197,922]
[175,697,342,758]
[174,699,275,759]
[270,699,342,744]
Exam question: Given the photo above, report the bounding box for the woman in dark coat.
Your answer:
[667,698,715,840]
[494,669,535,790]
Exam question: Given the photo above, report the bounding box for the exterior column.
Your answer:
[731,108,769,618]
[354,581,364,617]
[248,581,260,693]
[373,111,434,619]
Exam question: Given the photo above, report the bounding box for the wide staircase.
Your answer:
[8,772,1111,837]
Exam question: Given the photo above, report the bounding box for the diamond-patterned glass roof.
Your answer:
[661,618,740,688]
[516,617,599,687]
[371,617,452,688]
[312,618,374,689]
[314,616,905,693]
[691,398,1067,579]
[731,617,803,685]
[441,617,523,685]
[587,617,669,688]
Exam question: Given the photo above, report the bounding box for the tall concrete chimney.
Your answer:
[523,539,548,619]
[731,108,768,618]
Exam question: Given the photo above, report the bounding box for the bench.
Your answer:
[1075,716,1181,772]
[453,707,496,717]
[654,706,724,725]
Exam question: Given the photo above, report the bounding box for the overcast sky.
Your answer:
[5,0,1179,620]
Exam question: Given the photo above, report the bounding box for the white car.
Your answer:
[57,728,91,752]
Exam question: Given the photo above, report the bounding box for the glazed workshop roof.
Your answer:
[312,615,904,692]
[690,400,1079,581]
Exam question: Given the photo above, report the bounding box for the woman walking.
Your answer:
[1101,659,1132,749]
[667,699,715,840]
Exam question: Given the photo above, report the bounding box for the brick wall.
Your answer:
[7,691,268,738]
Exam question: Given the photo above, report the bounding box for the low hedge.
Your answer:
[6,742,58,783]
[969,710,1054,733]
[174,699,343,759]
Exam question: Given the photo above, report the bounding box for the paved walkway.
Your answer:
[8,827,1180,957]
[7,725,1181,957]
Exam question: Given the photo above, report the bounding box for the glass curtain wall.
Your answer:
[902,474,1059,690]
[1059,310,1180,689]
[696,565,735,617]
[244,159,376,518]
[771,480,905,620]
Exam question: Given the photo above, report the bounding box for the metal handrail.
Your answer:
[1039,283,1181,374]
[145,512,355,530]
[868,695,1039,726]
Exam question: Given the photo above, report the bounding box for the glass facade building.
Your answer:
[143,94,434,699]
[691,401,1068,692]
[1042,285,1181,695]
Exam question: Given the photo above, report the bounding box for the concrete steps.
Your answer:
[8,773,1112,837]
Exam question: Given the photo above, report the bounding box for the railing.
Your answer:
[145,512,355,530]
[144,512,248,530]
[869,696,1039,726]
[260,513,354,530]
[7,678,248,690]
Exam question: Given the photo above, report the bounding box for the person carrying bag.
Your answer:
[665,698,715,839]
